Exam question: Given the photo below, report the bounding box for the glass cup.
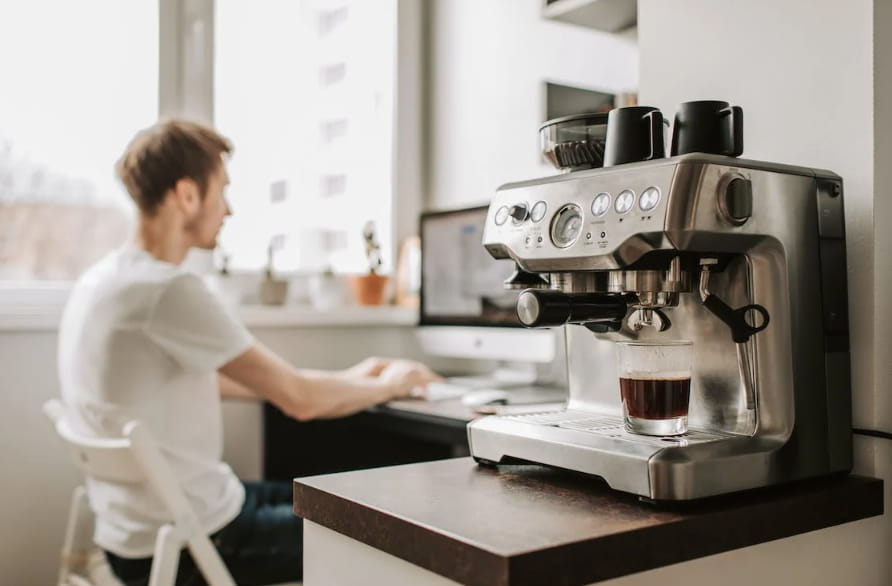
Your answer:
[615,340,693,436]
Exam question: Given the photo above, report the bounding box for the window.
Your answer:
[0,0,416,295]
[0,1,158,280]
[214,0,397,275]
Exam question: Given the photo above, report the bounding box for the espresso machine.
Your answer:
[467,104,852,501]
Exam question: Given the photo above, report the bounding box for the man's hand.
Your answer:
[376,359,442,399]
[341,357,442,399]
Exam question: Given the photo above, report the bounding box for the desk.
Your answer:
[263,386,567,480]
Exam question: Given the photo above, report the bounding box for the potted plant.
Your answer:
[348,221,389,305]
[258,235,289,305]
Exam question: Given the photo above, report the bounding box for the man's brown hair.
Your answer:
[115,119,232,215]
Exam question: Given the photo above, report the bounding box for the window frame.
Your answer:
[0,0,423,329]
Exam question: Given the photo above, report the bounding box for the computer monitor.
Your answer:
[416,206,564,385]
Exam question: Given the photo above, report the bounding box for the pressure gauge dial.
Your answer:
[550,204,583,248]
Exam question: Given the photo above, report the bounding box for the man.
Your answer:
[57,119,440,585]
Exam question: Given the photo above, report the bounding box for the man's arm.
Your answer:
[218,356,393,400]
[218,343,438,421]
[218,373,258,400]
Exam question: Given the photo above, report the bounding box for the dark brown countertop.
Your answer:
[293,457,883,586]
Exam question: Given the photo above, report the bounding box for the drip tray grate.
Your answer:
[501,410,732,447]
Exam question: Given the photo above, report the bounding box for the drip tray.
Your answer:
[501,409,734,448]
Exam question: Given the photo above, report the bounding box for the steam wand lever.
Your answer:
[698,259,770,343]
[699,258,767,413]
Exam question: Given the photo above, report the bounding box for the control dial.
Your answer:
[509,203,529,224]
[717,175,752,225]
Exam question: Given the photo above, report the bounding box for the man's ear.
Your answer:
[171,177,202,217]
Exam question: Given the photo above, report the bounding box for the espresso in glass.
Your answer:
[615,340,693,436]
[620,376,691,418]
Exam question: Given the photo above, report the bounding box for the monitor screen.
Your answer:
[419,206,520,327]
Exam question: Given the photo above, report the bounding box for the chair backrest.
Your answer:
[45,399,241,586]
[44,399,144,484]
[43,399,201,530]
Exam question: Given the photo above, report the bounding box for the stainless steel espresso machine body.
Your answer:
[467,153,852,501]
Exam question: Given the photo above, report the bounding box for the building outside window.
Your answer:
[215,0,396,275]
[0,0,157,281]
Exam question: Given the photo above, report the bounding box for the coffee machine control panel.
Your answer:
[483,161,679,271]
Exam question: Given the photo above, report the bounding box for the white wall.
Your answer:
[639,0,877,430]
[426,0,638,209]
[0,325,422,585]
[637,0,891,583]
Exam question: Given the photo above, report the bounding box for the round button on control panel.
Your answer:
[639,186,661,212]
[494,205,510,225]
[591,192,611,217]
[614,189,636,214]
[530,201,547,223]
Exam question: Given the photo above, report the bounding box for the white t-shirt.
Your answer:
[58,247,254,558]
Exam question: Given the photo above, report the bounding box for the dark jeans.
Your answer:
[105,481,303,586]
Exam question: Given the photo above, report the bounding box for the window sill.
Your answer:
[238,304,418,329]
[0,302,418,332]
[0,306,67,331]
[0,282,71,331]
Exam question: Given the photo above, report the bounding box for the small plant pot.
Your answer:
[348,273,390,306]
[259,278,289,306]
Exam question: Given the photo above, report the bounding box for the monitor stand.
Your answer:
[447,360,555,389]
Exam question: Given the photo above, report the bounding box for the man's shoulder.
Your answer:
[69,250,196,318]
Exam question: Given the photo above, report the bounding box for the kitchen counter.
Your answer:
[293,457,883,586]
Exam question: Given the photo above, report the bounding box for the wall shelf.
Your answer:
[542,0,637,33]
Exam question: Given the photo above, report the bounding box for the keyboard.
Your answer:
[416,375,513,401]
[418,378,569,406]
[422,381,475,401]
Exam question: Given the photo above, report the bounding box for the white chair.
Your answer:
[44,399,237,586]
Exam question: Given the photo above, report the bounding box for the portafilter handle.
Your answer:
[516,289,628,330]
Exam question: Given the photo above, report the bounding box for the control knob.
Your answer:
[509,203,529,223]
[719,176,752,225]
